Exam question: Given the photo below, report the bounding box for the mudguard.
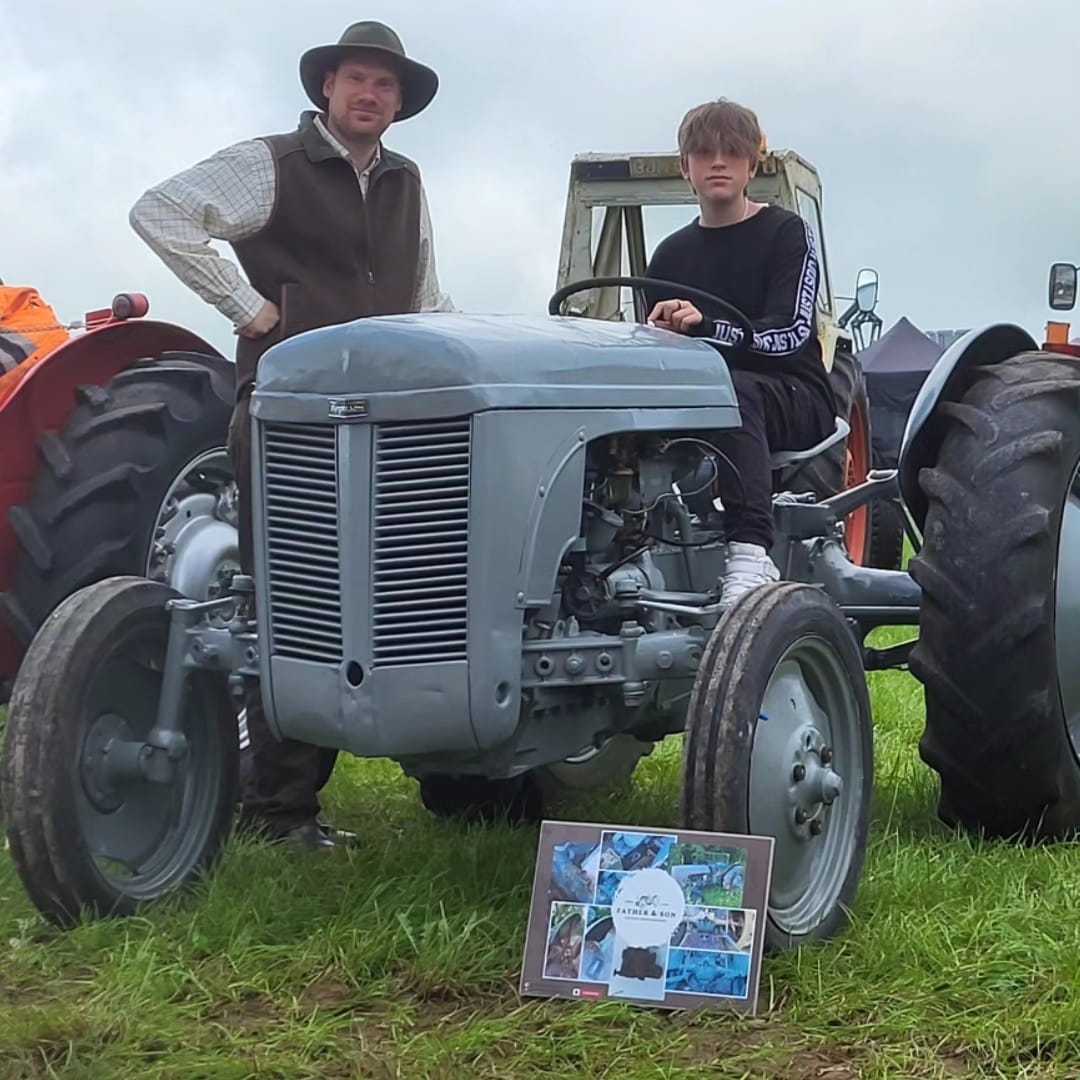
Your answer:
[897,323,1037,537]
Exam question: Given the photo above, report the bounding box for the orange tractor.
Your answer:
[0,282,235,694]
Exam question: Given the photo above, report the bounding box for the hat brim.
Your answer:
[299,43,439,121]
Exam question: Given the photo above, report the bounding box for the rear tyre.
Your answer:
[909,352,1080,839]
[682,582,873,953]
[0,353,237,646]
[866,456,906,571]
[534,734,653,800]
[418,773,544,826]
[1,576,238,926]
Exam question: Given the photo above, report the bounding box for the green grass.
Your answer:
[4,625,1080,1077]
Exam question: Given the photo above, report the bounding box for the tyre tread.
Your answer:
[909,352,1080,838]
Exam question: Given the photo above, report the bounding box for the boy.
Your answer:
[645,98,836,604]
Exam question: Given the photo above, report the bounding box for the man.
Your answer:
[130,20,453,851]
[644,98,835,604]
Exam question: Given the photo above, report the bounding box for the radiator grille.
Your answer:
[372,419,471,666]
[263,422,343,663]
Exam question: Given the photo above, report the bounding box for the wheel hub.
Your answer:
[146,448,239,615]
[81,713,135,813]
[749,640,866,935]
[788,729,844,837]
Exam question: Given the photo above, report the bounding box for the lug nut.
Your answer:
[809,820,823,837]
[820,746,833,765]
[795,809,808,826]
[792,764,806,782]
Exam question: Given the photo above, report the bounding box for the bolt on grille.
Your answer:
[262,422,343,663]
[372,419,471,666]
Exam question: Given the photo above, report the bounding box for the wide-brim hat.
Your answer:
[299,21,439,121]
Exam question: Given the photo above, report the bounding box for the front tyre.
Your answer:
[682,582,873,953]
[1,576,238,926]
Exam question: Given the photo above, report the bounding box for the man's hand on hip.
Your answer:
[236,300,281,339]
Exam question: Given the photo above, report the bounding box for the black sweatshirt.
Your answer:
[644,204,835,410]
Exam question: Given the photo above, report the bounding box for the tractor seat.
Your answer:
[770,417,850,470]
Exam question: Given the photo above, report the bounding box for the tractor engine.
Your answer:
[539,433,722,635]
[518,432,728,747]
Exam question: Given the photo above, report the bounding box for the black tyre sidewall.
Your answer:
[867,493,906,571]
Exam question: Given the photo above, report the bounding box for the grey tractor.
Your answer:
[5,274,1080,958]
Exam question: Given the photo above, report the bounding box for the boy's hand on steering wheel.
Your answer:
[648,298,710,336]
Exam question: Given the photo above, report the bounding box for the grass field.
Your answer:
[3,626,1080,1079]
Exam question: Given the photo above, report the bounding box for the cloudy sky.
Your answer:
[3,0,1078,358]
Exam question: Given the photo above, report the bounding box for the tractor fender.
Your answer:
[0,319,228,682]
[897,322,1037,535]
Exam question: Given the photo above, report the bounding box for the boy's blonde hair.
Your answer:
[678,99,765,165]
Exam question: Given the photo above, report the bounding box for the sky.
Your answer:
[3,0,1079,358]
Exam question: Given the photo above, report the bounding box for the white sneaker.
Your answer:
[720,542,780,606]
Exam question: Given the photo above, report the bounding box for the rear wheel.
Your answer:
[866,450,906,571]
[2,576,238,926]
[418,773,543,825]
[0,353,237,646]
[909,352,1080,839]
[534,734,653,798]
[682,582,873,952]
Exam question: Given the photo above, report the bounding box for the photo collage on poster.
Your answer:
[542,828,756,1002]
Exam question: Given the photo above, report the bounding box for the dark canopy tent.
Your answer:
[859,316,945,467]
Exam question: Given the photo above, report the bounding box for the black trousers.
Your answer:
[710,368,835,550]
[228,388,339,833]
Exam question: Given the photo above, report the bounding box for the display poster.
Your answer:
[520,820,774,1014]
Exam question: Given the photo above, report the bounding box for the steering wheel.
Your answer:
[547,275,756,358]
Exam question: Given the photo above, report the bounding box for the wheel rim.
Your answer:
[747,634,866,937]
[145,448,239,617]
[844,401,870,565]
[74,615,227,900]
[1057,459,1080,760]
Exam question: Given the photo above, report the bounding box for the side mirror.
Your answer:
[855,267,879,313]
[1049,263,1078,311]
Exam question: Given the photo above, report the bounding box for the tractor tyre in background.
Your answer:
[0,353,238,647]
[534,733,654,800]
[784,348,898,568]
[909,352,1080,840]
[417,736,654,825]
[866,448,906,571]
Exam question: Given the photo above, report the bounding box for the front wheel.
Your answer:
[682,582,873,953]
[1,576,238,926]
